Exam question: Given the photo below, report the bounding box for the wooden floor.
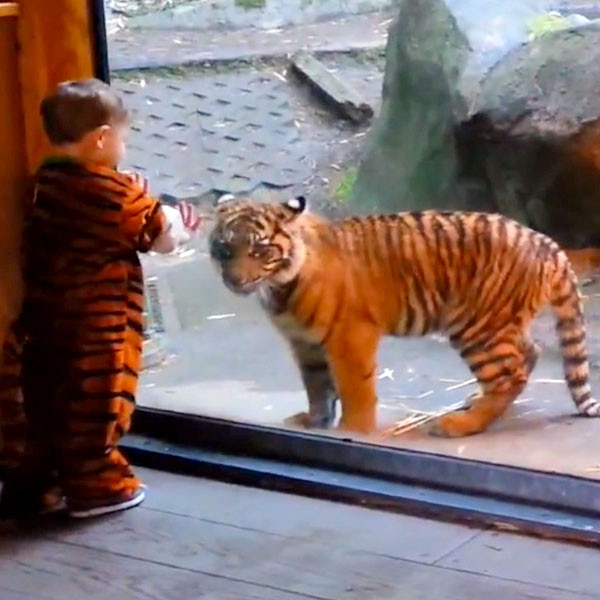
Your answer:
[1,467,599,599]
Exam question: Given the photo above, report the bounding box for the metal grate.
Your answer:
[144,275,165,335]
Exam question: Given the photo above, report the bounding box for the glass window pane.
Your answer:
[106,0,600,481]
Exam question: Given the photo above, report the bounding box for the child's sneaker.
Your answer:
[39,486,67,515]
[68,486,146,519]
[0,480,66,519]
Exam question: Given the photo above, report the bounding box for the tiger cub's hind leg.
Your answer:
[457,339,540,412]
[284,339,338,429]
[432,331,536,438]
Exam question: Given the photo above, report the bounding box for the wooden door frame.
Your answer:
[0,0,107,343]
[16,0,106,173]
[90,0,110,83]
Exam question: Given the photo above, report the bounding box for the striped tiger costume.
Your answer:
[0,157,165,512]
[209,195,600,437]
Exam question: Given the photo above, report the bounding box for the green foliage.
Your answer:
[235,0,266,9]
[527,13,570,40]
[334,166,358,203]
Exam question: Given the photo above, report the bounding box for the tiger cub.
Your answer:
[209,195,600,437]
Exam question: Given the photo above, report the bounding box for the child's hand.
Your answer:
[178,201,203,233]
[123,170,148,194]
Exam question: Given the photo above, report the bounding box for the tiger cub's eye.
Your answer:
[252,244,277,261]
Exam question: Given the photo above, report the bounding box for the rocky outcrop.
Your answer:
[353,0,600,248]
[459,24,600,247]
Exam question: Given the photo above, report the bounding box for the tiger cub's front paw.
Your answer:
[283,411,335,429]
[284,411,312,428]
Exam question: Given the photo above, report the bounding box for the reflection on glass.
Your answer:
[107,0,600,479]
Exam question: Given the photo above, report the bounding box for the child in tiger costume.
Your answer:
[0,79,200,519]
[209,195,600,436]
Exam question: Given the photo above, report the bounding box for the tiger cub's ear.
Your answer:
[281,195,307,220]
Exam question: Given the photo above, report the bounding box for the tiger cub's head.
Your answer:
[209,194,308,295]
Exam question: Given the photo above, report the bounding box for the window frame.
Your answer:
[91,0,600,546]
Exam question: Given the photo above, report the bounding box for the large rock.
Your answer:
[353,0,600,248]
[459,23,600,247]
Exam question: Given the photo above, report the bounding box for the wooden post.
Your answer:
[17,0,96,173]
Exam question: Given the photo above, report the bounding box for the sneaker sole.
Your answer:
[69,490,146,519]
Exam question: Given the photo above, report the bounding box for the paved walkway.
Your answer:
[115,72,315,198]
[2,467,599,599]
[113,53,383,200]
[108,11,392,70]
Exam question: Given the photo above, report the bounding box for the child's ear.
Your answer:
[94,124,111,148]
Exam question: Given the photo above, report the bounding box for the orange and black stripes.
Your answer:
[211,197,600,435]
[550,259,599,416]
[0,158,165,503]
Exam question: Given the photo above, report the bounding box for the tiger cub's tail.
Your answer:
[551,256,600,416]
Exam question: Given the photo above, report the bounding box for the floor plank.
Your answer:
[437,529,600,596]
[137,467,479,564]
[0,534,317,600]
[18,504,598,600]
[0,589,48,600]
[2,523,593,600]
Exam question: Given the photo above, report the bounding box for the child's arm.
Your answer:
[120,173,200,253]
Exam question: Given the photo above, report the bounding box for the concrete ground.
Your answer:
[1,466,599,599]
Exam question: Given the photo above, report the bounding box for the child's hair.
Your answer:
[40,78,128,145]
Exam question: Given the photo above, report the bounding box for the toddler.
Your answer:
[0,78,199,518]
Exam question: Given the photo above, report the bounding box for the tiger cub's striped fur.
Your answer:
[209,195,600,437]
